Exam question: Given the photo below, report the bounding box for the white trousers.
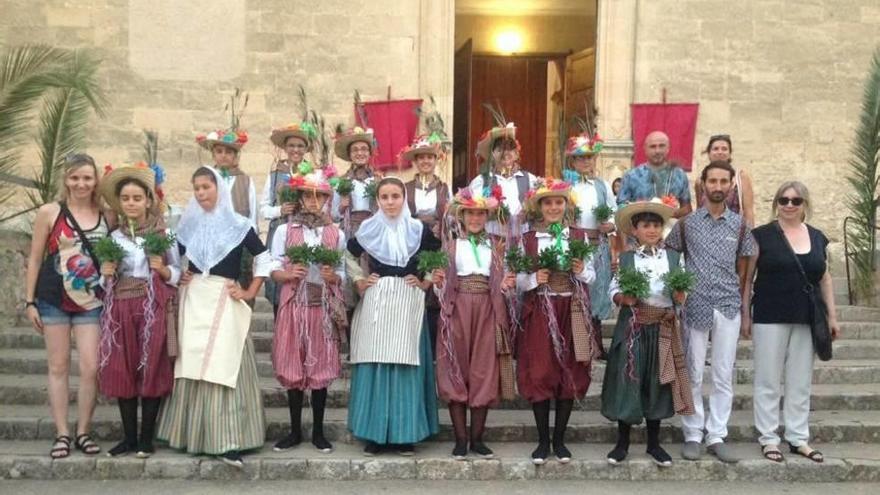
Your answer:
[752,323,814,447]
[681,309,741,445]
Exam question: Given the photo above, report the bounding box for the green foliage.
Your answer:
[363,181,378,200]
[537,247,562,271]
[593,204,614,223]
[141,231,176,257]
[312,246,342,267]
[567,239,595,261]
[845,47,880,302]
[285,245,315,266]
[505,246,534,273]
[417,250,449,273]
[277,186,300,204]
[94,236,125,263]
[662,267,697,294]
[617,267,651,300]
[334,177,354,196]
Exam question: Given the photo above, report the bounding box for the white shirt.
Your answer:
[270,224,347,285]
[220,174,259,233]
[608,246,676,308]
[106,228,181,286]
[259,167,291,221]
[468,170,538,235]
[455,237,492,276]
[515,227,596,295]
[331,177,375,222]
[571,178,617,230]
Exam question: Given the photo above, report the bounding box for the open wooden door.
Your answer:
[563,47,596,135]
[452,39,473,190]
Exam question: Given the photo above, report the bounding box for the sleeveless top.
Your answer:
[44,207,109,312]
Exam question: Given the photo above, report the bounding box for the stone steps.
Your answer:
[2,405,879,444]
[1,439,878,481]
[2,371,879,410]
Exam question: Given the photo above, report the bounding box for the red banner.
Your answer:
[631,103,699,171]
[356,99,422,171]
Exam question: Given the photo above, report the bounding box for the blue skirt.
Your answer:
[590,240,614,320]
[347,319,439,444]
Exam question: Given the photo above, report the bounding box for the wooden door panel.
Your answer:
[453,39,473,190]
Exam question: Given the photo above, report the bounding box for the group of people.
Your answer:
[23,118,839,470]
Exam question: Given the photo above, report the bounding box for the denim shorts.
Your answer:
[35,299,102,326]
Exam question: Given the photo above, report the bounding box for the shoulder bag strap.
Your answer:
[773,221,812,291]
[60,202,101,270]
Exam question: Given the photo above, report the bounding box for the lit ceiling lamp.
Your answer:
[495,30,523,55]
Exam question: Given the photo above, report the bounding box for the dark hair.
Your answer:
[211,143,239,155]
[705,134,733,155]
[700,160,736,182]
[115,177,151,199]
[612,178,622,187]
[192,166,217,184]
[631,211,664,228]
[376,176,405,195]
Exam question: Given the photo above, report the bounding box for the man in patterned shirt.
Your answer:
[664,161,756,464]
[617,131,692,219]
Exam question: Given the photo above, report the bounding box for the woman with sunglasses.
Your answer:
[741,181,840,464]
[694,135,755,226]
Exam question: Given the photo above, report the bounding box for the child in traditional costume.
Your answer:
[516,178,597,465]
[332,126,379,237]
[98,163,178,458]
[601,199,694,467]
[156,166,272,468]
[345,177,440,456]
[270,168,347,453]
[263,122,318,314]
[563,132,616,360]
[431,187,515,460]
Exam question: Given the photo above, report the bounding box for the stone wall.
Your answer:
[0,230,30,325]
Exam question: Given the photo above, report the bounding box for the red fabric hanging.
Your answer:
[631,103,699,171]
[356,99,422,171]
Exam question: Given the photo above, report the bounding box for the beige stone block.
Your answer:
[248,32,285,53]
[132,109,195,133]
[44,6,91,27]
[862,6,880,23]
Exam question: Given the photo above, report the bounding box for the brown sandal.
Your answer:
[74,433,101,455]
[789,444,823,463]
[761,444,784,463]
[50,435,72,459]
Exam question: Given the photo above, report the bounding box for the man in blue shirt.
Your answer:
[617,131,692,219]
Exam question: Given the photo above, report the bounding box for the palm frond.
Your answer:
[142,130,159,165]
[354,89,368,127]
[417,94,449,142]
[226,87,248,131]
[845,47,880,301]
[482,101,508,127]
[297,85,309,122]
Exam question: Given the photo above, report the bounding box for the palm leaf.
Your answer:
[845,47,880,301]
[142,129,159,165]
[482,100,508,127]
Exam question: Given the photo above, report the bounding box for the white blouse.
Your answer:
[270,224,347,285]
[515,227,596,295]
[455,238,492,276]
[259,167,291,221]
[571,178,617,230]
[108,228,181,286]
[608,246,676,308]
[331,177,375,221]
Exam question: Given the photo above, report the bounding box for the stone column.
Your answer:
[419,0,455,184]
[594,0,639,180]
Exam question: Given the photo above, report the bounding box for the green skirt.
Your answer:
[601,308,674,425]
[157,338,266,454]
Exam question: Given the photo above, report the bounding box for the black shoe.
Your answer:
[135,441,155,459]
[106,440,135,458]
[451,441,468,461]
[363,441,382,456]
[312,433,333,454]
[220,451,244,469]
[647,445,673,467]
[553,441,572,464]
[469,441,494,459]
[531,442,550,465]
[397,443,415,456]
[273,432,302,451]
[606,446,628,465]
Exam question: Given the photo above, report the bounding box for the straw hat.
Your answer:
[399,134,441,163]
[565,132,604,157]
[449,186,503,219]
[525,177,575,210]
[270,121,317,149]
[334,126,376,161]
[614,198,675,237]
[475,123,517,161]
[196,129,249,151]
[99,162,161,214]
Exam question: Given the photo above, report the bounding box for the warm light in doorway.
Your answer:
[495,30,523,54]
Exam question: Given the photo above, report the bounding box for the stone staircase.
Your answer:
[2,292,880,482]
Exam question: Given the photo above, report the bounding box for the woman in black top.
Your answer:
[742,181,840,464]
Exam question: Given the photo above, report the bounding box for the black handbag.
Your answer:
[775,222,833,361]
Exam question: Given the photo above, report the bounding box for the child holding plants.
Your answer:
[97,162,179,458]
[602,198,695,468]
[269,168,347,453]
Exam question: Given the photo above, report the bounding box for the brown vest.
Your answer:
[230,174,252,219]
[405,177,450,219]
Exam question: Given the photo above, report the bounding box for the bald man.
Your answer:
[616,131,692,218]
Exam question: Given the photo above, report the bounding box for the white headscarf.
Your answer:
[176,166,253,273]
[355,178,424,267]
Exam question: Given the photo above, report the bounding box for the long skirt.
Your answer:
[589,240,614,320]
[156,338,266,454]
[436,293,499,408]
[99,292,174,399]
[273,303,341,391]
[601,313,674,425]
[347,318,439,444]
[516,294,591,402]
[263,217,285,307]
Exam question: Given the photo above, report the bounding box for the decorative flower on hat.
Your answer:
[452,185,504,211]
[565,132,604,157]
[660,194,680,209]
[525,176,578,218]
[196,129,248,148]
[397,134,445,164]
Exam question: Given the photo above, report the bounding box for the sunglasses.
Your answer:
[777,197,804,206]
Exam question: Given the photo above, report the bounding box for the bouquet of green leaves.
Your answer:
[333,177,354,196]
[662,267,697,295]
[616,267,651,300]
[567,239,596,262]
[285,245,315,266]
[277,185,300,204]
[142,231,176,256]
[363,181,379,200]
[505,246,534,273]
[94,237,125,264]
[312,246,342,267]
[593,204,614,223]
[536,247,562,271]
[417,250,449,274]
